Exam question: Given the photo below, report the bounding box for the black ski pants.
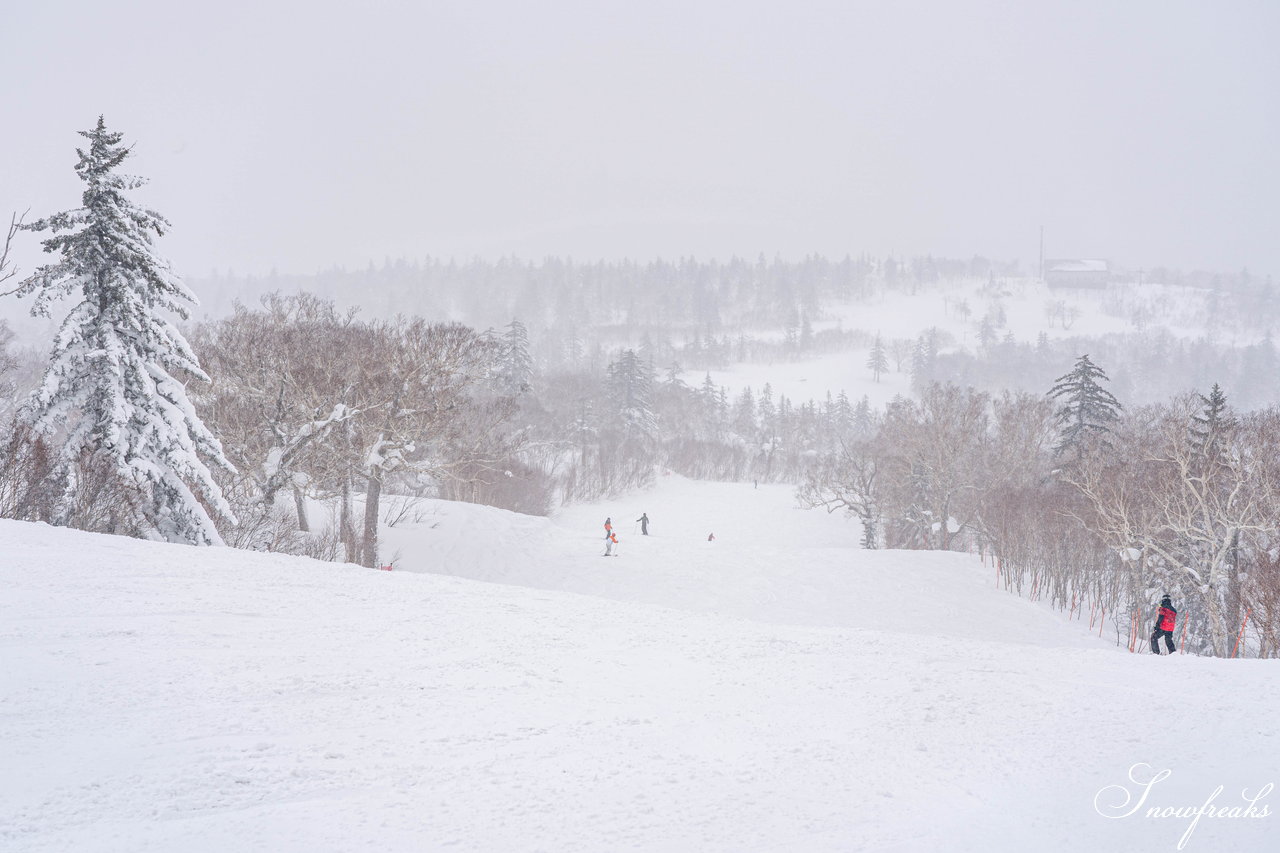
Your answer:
[1150,629,1175,654]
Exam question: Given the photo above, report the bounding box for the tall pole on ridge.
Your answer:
[1039,225,1045,281]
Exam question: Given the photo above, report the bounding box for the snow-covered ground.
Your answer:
[4,478,1277,852]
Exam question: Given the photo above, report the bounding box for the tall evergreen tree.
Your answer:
[731,387,757,439]
[757,383,777,434]
[1190,382,1234,474]
[833,390,855,436]
[1047,354,1122,459]
[13,117,234,544]
[496,318,534,395]
[909,328,941,390]
[867,334,888,382]
[853,395,874,436]
[606,349,657,441]
[1187,382,1242,647]
[977,313,997,348]
[564,326,583,368]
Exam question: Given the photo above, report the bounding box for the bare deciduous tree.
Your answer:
[0,211,24,289]
[878,383,989,549]
[1064,399,1277,656]
[797,438,881,549]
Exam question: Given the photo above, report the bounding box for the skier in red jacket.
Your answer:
[1150,595,1177,655]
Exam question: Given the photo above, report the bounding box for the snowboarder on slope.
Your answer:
[637,513,649,535]
[1150,595,1177,655]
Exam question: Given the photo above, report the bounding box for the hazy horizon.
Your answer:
[3,0,1277,281]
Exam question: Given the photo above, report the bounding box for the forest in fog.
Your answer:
[4,215,1280,657]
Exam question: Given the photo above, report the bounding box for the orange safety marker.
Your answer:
[1232,608,1253,658]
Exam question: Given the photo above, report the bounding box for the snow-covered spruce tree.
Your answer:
[496,318,534,395]
[11,117,235,544]
[1190,382,1234,475]
[866,334,888,383]
[1187,384,1244,647]
[607,349,657,443]
[601,349,657,492]
[1047,354,1122,461]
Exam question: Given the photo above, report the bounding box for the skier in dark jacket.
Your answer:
[636,513,649,535]
[1150,595,1177,654]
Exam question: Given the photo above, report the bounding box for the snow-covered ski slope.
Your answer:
[4,477,1278,852]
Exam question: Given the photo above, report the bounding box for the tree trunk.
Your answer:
[293,486,310,532]
[362,468,382,568]
[860,509,879,550]
[1128,554,1146,649]
[1226,530,1241,652]
[339,473,357,563]
[1201,586,1230,657]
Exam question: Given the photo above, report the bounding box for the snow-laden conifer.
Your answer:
[607,349,657,440]
[1190,382,1234,475]
[13,117,235,544]
[1047,354,1122,459]
[866,334,888,382]
[496,319,534,395]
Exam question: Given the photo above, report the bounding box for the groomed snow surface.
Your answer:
[3,476,1277,852]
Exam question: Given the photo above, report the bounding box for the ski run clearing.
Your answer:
[2,476,1277,852]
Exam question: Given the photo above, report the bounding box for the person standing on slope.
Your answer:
[604,517,612,535]
[604,530,618,556]
[1150,595,1177,655]
[636,513,649,535]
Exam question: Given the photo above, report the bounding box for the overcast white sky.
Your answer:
[2,0,1277,279]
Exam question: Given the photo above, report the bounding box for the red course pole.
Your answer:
[1232,608,1253,658]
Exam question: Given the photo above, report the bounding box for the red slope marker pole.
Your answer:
[1232,608,1253,659]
